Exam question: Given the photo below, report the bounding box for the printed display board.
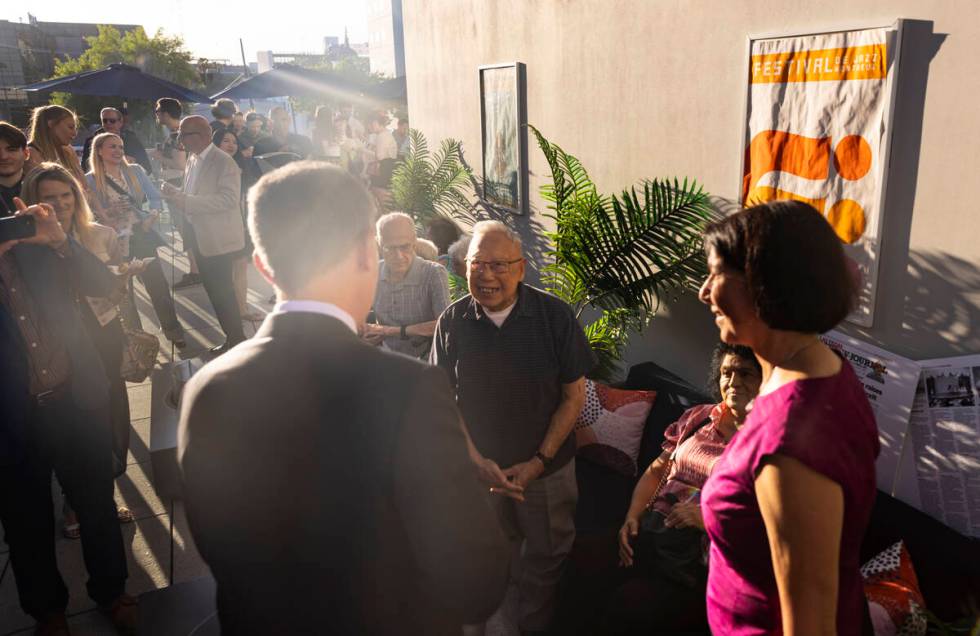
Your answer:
[821,331,921,501]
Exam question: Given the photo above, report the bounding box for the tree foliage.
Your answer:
[50,25,198,139]
[530,125,718,381]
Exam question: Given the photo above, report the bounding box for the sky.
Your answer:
[3,0,369,64]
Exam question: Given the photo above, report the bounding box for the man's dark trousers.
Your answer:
[0,392,127,617]
[184,225,244,343]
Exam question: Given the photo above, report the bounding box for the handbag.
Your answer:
[117,288,160,383]
[634,416,712,588]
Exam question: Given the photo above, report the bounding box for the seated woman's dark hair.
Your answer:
[703,200,857,333]
[212,128,238,149]
[708,343,760,401]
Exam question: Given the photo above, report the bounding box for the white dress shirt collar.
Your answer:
[272,300,357,334]
[194,143,215,162]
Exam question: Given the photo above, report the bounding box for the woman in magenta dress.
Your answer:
[698,200,879,635]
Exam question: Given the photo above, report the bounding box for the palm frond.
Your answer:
[388,129,474,224]
[530,127,716,381]
[582,308,643,382]
[448,271,469,302]
[556,178,716,316]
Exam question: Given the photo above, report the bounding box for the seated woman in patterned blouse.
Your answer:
[557,343,762,634]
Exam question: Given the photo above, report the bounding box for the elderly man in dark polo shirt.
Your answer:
[431,220,595,635]
[364,212,449,358]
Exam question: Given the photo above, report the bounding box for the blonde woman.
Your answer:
[21,163,141,534]
[24,105,86,183]
[87,132,186,348]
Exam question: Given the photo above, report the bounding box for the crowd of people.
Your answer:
[1,93,879,636]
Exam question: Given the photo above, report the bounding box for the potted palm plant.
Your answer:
[530,126,718,380]
[387,128,475,225]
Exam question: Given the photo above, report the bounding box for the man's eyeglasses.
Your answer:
[467,258,523,274]
[381,243,414,255]
[102,118,120,124]
[176,131,200,138]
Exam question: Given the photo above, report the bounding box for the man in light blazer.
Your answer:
[177,163,510,633]
[162,115,245,354]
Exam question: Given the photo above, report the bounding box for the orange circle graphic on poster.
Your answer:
[834,135,872,181]
[827,199,866,244]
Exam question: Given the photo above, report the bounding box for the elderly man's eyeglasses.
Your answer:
[468,258,523,274]
[176,131,200,139]
[381,242,414,255]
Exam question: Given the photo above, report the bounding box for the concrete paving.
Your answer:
[0,221,271,636]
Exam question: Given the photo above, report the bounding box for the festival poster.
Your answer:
[742,24,903,326]
[820,330,921,501]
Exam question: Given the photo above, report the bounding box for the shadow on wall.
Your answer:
[459,146,551,286]
[845,20,957,359]
[874,249,980,359]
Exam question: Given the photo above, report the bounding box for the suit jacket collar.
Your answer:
[255,310,360,344]
[186,144,218,195]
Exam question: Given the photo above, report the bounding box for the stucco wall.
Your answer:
[403,0,980,386]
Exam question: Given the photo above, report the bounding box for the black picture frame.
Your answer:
[479,62,528,215]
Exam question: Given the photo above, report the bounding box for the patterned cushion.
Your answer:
[861,541,928,636]
[574,379,657,476]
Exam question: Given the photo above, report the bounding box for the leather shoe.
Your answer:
[173,273,202,290]
[99,593,137,635]
[34,611,69,636]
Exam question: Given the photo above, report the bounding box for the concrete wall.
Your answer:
[403,0,980,387]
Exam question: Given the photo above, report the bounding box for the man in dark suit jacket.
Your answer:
[178,162,510,634]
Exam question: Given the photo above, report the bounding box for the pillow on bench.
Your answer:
[574,379,657,477]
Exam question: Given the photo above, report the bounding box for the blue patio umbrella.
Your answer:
[210,64,364,100]
[17,63,211,102]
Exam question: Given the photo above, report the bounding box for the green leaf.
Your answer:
[531,127,719,380]
[388,129,475,225]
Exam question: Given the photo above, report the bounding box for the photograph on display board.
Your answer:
[480,62,527,214]
[740,22,904,326]
[924,367,976,408]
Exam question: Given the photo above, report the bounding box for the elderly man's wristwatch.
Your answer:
[534,451,553,467]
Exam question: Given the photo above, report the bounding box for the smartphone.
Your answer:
[0,215,36,244]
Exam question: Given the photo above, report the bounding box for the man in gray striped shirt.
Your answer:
[364,212,450,358]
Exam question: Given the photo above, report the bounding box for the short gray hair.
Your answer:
[248,162,376,294]
[375,212,415,241]
[469,220,522,253]
[447,235,471,264]
[414,238,439,261]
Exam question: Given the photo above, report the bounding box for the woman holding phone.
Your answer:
[86,132,186,348]
[21,162,144,533]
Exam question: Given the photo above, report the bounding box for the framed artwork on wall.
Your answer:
[479,62,528,215]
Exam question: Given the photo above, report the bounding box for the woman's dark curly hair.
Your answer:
[708,342,761,401]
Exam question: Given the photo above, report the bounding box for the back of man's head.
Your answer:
[248,162,376,295]
[156,98,182,120]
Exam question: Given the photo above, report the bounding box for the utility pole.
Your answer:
[239,38,253,111]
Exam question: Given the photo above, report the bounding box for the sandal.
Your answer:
[117,507,135,524]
